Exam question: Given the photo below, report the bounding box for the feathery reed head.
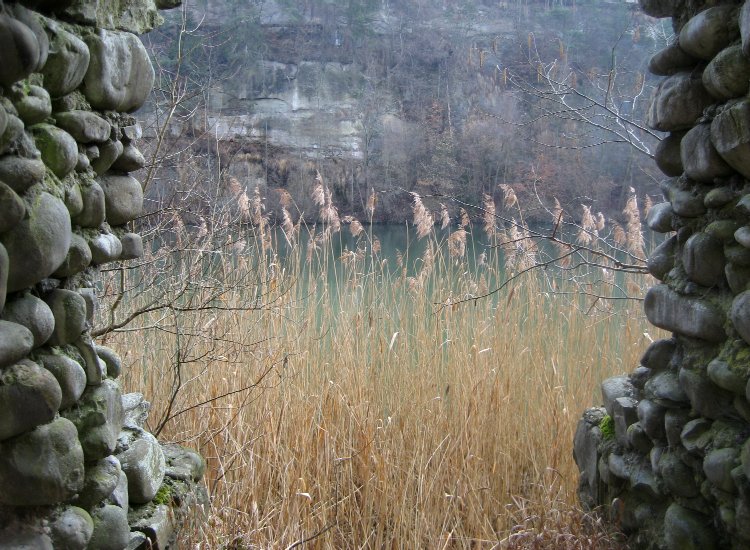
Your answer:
[499,184,518,209]
[482,193,496,238]
[411,193,434,239]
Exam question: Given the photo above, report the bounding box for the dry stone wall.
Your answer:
[0,1,205,548]
[575,1,750,548]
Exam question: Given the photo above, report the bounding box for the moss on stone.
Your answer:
[152,483,172,506]
[600,415,615,441]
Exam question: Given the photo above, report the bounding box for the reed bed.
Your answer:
[101,188,659,549]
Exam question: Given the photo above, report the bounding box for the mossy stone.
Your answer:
[0,417,84,506]
[49,506,93,550]
[72,178,105,228]
[664,503,718,549]
[88,504,129,550]
[703,44,750,101]
[0,319,34,368]
[0,155,46,194]
[12,84,52,126]
[0,360,62,441]
[90,139,122,175]
[53,232,92,278]
[0,181,26,234]
[62,379,123,461]
[679,5,739,61]
[55,110,111,144]
[0,190,71,292]
[88,232,122,265]
[75,455,121,510]
[31,123,78,178]
[116,428,165,504]
[1,293,55,348]
[0,14,41,87]
[41,26,90,98]
[82,29,154,113]
[45,288,87,346]
[35,350,87,409]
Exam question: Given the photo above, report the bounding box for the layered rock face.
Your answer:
[575,2,750,548]
[0,1,205,548]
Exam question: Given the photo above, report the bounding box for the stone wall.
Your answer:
[0,1,205,548]
[574,1,750,548]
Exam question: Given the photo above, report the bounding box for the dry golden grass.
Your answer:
[105,228,655,549]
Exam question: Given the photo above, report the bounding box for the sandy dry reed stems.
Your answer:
[104,211,658,549]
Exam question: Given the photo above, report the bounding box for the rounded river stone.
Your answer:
[1,293,55,347]
[0,191,72,292]
[49,506,93,550]
[711,99,750,179]
[75,455,122,509]
[112,142,146,171]
[31,123,78,178]
[0,180,26,234]
[645,284,726,342]
[116,429,165,504]
[99,174,143,226]
[0,360,62,440]
[119,232,143,260]
[654,132,684,177]
[13,84,52,125]
[0,319,34,368]
[680,5,739,60]
[682,232,726,287]
[55,110,112,144]
[730,291,750,346]
[73,178,106,228]
[704,447,739,494]
[0,14,41,87]
[41,26,90,98]
[680,123,734,183]
[82,29,154,113]
[703,44,750,101]
[45,288,88,346]
[62,379,123,461]
[0,417,84,506]
[88,504,130,550]
[53,232,92,278]
[649,43,698,76]
[95,345,121,379]
[90,139,123,175]
[0,155,46,194]
[646,72,714,132]
[664,503,718,550]
[35,351,87,409]
[88,232,123,265]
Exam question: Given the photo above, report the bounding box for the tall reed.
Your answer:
[103,208,657,549]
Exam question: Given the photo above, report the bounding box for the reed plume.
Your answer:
[459,207,470,229]
[448,228,467,259]
[366,188,377,219]
[439,203,450,230]
[281,206,296,244]
[411,193,434,239]
[482,193,496,238]
[624,191,644,256]
[576,204,596,246]
[499,184,518,209]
